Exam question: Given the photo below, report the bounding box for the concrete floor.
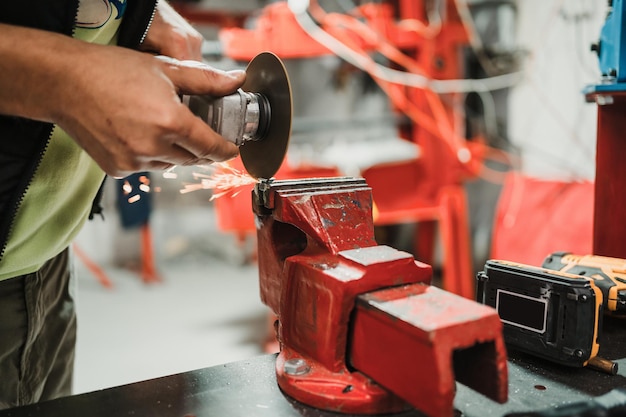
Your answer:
[72,175,271,395]
[72,253,268,395]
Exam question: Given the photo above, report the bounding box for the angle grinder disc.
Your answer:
[239,52,292,179]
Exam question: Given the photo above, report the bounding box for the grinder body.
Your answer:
[183,90,269,146]
[183,51,292,179]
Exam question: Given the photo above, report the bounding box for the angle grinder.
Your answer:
[182,52,292,179]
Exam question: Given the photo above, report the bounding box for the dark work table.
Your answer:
[1,316,625,417]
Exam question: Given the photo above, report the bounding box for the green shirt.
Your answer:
[0,1,125,280]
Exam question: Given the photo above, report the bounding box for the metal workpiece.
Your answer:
[253,177,370,212]
[254,176,507,417]
[183,89,269,146]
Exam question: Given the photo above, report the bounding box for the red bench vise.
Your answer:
[252,177,507,417]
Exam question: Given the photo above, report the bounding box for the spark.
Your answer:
[122,180,132,195]
[128,194,141,204]
[179,162,257,200]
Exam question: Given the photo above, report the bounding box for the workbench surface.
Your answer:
[1,316,624,417]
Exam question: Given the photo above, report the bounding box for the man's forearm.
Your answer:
[0,23,92,123]
[0,21,243,176]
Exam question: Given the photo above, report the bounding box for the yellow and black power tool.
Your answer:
[542,252,626,313]
[477,252,626,375]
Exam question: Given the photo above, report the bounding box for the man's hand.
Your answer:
[56,47,246,176]
[141,0,204,61]
[0,24,246,177]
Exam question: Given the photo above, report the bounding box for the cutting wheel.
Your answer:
[240,52,292,179]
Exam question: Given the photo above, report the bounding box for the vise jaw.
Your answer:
[252,177,507,417]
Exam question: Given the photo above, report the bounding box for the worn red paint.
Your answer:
[253,178,507,416]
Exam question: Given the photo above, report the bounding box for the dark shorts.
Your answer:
[0,248,76,409]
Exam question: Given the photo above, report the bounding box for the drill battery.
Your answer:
[476,259,603,368]
[478,252,626,373]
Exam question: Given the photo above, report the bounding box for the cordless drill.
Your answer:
[477,252,626,374]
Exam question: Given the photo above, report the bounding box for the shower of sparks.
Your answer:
[179,162,257,200]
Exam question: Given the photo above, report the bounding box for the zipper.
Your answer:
[0,0,80,264]
[139,0,158,46]
[0,125,54,264]
[71,0,80,37]
[117,0,158,50]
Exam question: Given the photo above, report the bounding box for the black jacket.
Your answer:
[0,0,157,261]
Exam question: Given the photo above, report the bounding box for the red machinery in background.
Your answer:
[179,0,485,299]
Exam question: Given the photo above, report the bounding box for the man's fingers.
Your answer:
[157,56,246,96]
[174,112,239,162]
[84,97,238,177]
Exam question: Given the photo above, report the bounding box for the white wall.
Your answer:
[508,0,606,181]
